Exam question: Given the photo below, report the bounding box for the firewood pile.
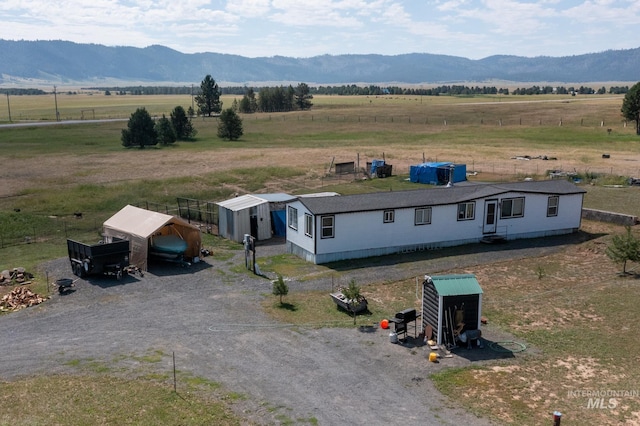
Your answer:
[0,286,47,312]
[1,267,34,285]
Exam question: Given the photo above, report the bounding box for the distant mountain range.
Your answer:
[1,39,639,86]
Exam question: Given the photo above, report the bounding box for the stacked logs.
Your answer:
[0,286,47,312]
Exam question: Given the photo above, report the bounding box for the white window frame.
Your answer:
[304,213,313,237]
[457,202,475,221]
[321,215,334,239]
[288,206,298,230]
[547,196,559,217]
[415,207,432,225]
[383,209,395,223]
[500,197,525,219]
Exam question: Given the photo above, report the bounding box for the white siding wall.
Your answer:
[286,200,315,254]
[286,190,583,264]
[315,204,481,255]
[492,192,583,238]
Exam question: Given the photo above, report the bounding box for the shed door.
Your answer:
[483,199,497,234]
[250,206,258,239]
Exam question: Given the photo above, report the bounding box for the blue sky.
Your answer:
[1,0,638,59]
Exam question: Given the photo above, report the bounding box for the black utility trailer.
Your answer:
[66,238,130,280]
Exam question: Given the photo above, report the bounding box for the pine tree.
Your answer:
[294,83,313,110]
[170,106,197,140]
[155,114,176,145]
[121,107,157,149]
[195,75,222,117]
[606,226,640,274]
[272,275,289,304]
[217,108,244,140]
[621,81,640,135]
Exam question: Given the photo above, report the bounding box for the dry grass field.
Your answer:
[1,93,639,201]
[429,218,640,425]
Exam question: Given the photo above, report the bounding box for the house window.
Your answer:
[383,210,395,223]
[321,215,334,238]
[547,196,559,217]
[288,206,298,230]
[415,207,432,225]
[500,197,524,219]
[457,202,475,220]
[304,214,313,237]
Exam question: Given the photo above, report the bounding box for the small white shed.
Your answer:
[216,195,273,242]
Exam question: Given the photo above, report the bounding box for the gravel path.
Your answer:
[0,233,587,425]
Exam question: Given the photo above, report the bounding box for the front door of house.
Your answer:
[483,199,498,233]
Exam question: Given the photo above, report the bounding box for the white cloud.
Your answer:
[0,0,639,58]
[225,0,271,17]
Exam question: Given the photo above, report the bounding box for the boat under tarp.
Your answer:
[150,234,188,259]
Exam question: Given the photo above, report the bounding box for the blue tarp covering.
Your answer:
[271,210,286,237]
[409,162,467,185]
[370,159,385,175]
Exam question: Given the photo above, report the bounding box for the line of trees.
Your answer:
[510,86,602,95]
[121,105,197,148]
[0,88,47,95]
[236,83,313,113]
[85,86,253,96]
[191,74,243,140]
[8,83,629,98]
[121,74,244,146]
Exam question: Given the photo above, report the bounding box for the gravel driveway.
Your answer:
[0,233,586,425]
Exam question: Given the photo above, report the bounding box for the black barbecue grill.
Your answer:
[389,308,420,342]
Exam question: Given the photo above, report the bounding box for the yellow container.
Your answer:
[429,352,438,362]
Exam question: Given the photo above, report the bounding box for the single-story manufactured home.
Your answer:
[285,179,586,264]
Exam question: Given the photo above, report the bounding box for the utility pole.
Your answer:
[191,84,194,114]
[6,93,11,122]
[53,85,60,121]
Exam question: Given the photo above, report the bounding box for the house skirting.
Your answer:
[287,227,579,265]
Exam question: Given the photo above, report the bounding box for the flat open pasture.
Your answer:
[0,91,628,124]
[2,92,194,121]
[1,94,638,206]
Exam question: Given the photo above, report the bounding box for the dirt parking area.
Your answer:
[0,234,586,425]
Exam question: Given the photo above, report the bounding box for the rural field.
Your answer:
[1,92,640,425]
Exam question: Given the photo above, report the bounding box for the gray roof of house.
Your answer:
[297,180,586,215]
